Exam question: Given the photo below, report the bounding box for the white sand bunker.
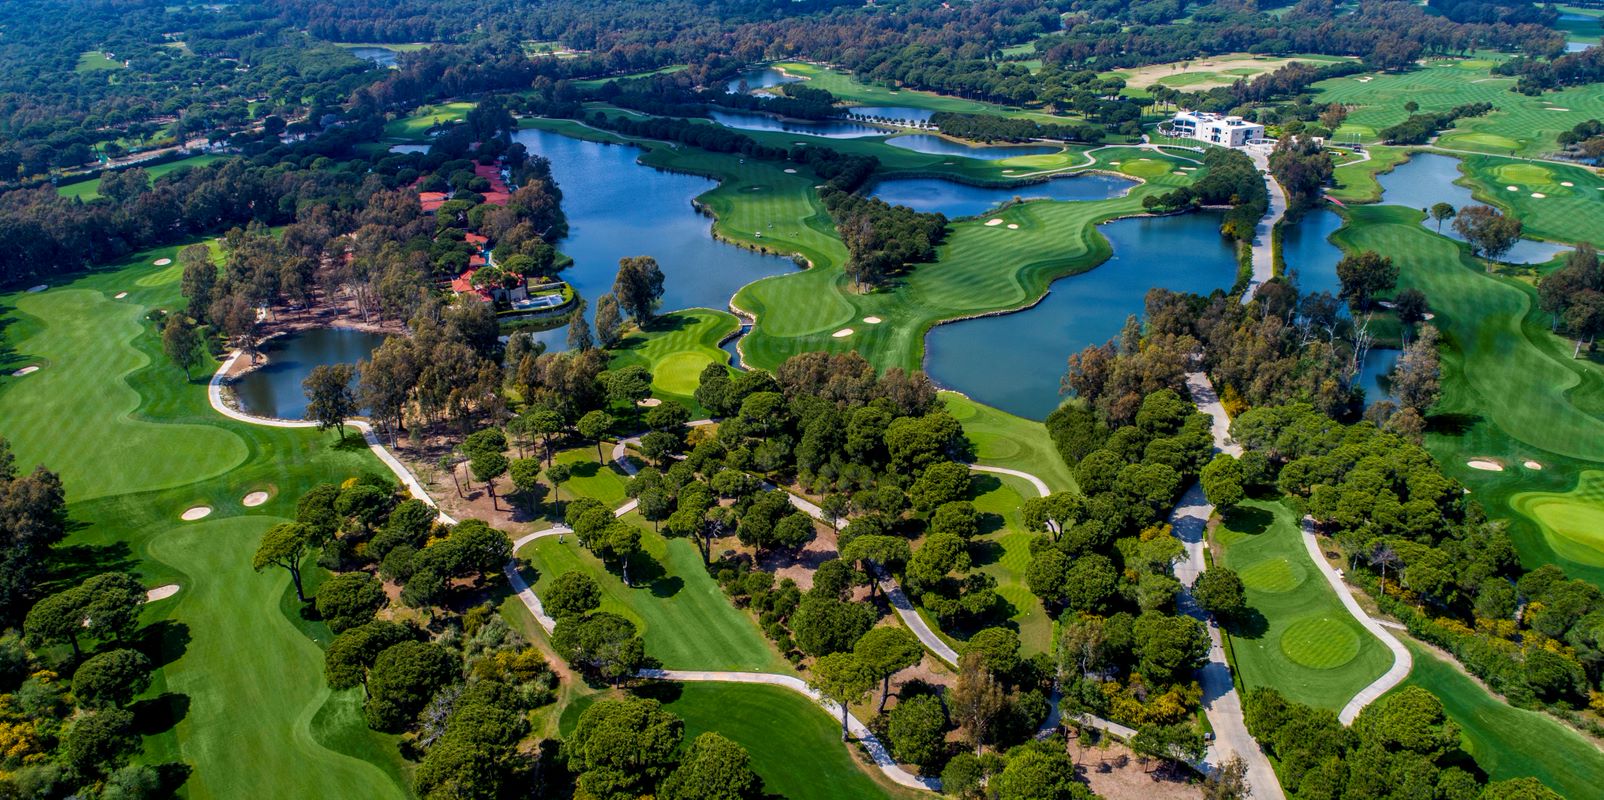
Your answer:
[242,491,270,507]
[114,292,128,299]
[26,285,46,293]
[832,328,854,338]
[985,218,1004,226]
[862,316,882,324]
[1007,224,1019,229]
[1507,186,1519,191]
[12,366,39,376]
[153,257,172,266]
[146,585,180,602]
[1532,192,1546,198]
[181,506,212,521]
[1546,107,1570,111]
[637,397,662,407]
[1560,181,1574,187]
[783,168,797,174]
[1524,460,1543,470]
[1467,459,1504,472]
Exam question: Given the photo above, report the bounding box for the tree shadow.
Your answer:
[967,472,1003,501]
[968,539,1005,568]
[1224,607,1269,639]
[135,620,192,669]
[47,537,138,588]
[648,575,683,599]
[1222,505,1273,536]
[1425,412,1481,436]
[154,762,193,797]
[623,552,665,587]
[131,692,191,735]
[632,680,684,704]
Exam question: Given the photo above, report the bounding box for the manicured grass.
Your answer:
[0,250,410,798]
[1452,153,1604,246]
[517,515,791,673]
[942,391,1077,493]
[58,155,227,200]
[1327,145,1410,203]
[76,50,124,72]
[570,65,687,91]
[551,447,631,507]
[1510,471,1604,568]
[384,101,476,140]
[1398,640,1604,799]
[608,308,738,412]
[1214,500,1390,711]
[966,474,1054,655]
[770,62,1078,126]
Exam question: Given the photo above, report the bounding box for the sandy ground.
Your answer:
[863,316,883,324]
[242,491,270,507]
[833,328,853,337]
[638,398,662,407]
[1118,53,1337,90]
[761,521,841,591]
[11,366,39,376]
[114,292,129,299]
[1524,460,1543,470]
[146,584,180,602]
[986,218,1004,226]
[1467,459,1504,471]
[1066,737,1203,800]
[181,506,212,520]
[154,258,172,266]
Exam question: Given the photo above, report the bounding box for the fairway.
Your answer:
[0,251,411,798]
[1215,500,1390,710]
[1454,154,1604,246]
[57,154,227,200]
[966,473,1055,655]
[608,308,738,410]
[384,101,476,140]
[1510,471,1604,567]
[942,391,1077,493]
[1399,640,1604,799]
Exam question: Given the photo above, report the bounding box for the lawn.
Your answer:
[1214,500,1391,711]
[1452,153,1604,246]
[1398,640,1604,799]
[1510,470,1604,568]
[76,50,124,72]
[58,155,227,201]
[0,249,410,798]
[551,447,631,507]
[942,391,1077,494]
[517,514,791,673]
[384,101,476,140]
[966,473,1055,655]
[608,308,738,413]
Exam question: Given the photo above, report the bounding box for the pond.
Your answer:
[1281,207,1346,298]
[707,110,888,139]
[847,105,936,124]
[511,128,795,323]
[726,67,802,94]
[233,328,389,420]
[1358,347,1400,407]
[388,144,429,154]
[886,134,1063,161]
[867,174,1133,218]
[350,47,399,68]
[924,211,1239,419]
[1376,153,1570,265]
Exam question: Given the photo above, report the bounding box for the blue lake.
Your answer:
[868,174,1133,218]
[350,47,399,68]
[1281,207,1346,298]
[1358,347,1401,406]
[1376,153,1570,264]
[707,109,888,139]
[848,105,936,123]
[924,212,1239,419]
[885,134,1063,161]
[512,128,795,325]
[726,67,802,94]
[233,328,389,420]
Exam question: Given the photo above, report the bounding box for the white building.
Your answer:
[1168,111,1266,148]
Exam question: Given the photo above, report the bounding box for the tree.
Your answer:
[1200,454,1245,510]
[567,299,594,352]
[910,461,970,511]
[161,315,203,380]
[1202,754,1250,800]
[547,462,573,510]
[25,588,89,657]
[595,293,624,348]
[809,651,874,741]
[949,652,1006,753]
[303,363,358,439]
[553,612,646,683]
[72,648,152,708]
[314,572,385,633]
[1390,324,1442,414]
[524,408,564,465]
[992,749,1088,800]
[792,595,876,656]
[1193,567,1247,620]
[543,572,602,620]
[604,365,653,411]
[508,457,544,512]
[963,627,1021,677]
[1453,205,1522,262]
[253,522,312,602]
[578,410,614,462]
[470,450,509,511]
[565,696,683,800]
[854,626,923,710]
[1394,287,1430,327]
[364,641,460,731]
[62,708,137,778]
[659,732,764,800]
[325,621,415,689]
[1429,202,1456,232]
[886,693,949,770]
[179,244,217,322]
[613,255,666,324]
[1334,250,1398,310]
[1134,611,1210,684]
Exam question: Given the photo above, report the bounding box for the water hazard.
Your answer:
[232,328,389,420]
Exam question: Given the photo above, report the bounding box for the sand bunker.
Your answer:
[832,328,854,338]
[114,292,128,299]
[1561,182,1575,187]
[1524,460,1543,470]
[637,398,662,407]
[146,585,180,602]
[181,506,212,520]
[26,285,46,293]
[1532,192,1546,198]
[1007,224,1019,230]
[1507,185,1519,191]
[985,218,1004,226]
[12,366,39,376]
[1467,459,1504,472]
[242,491,270,507]
[1546,107,1570,111]
[154,258,172,266]
[862,316,882,324]
[783,168,797,174]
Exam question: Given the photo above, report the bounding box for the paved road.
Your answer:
[1244,148,1288,304]
[1178,371,1285,800]
[1300,518,1413,723]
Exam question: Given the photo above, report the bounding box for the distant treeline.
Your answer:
[1495,46,1604,94]
[928,112,1105,144]
[1378,102,1494,144]
[600,75,843,121]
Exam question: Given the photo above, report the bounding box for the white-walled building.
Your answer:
[1168,111,1266,148]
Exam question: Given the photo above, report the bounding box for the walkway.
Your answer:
[1299,518,1413,724]
[1177,371,1284,800]
[1243,148,1288,304]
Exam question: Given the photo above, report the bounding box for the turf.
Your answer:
[76,50,124,72]
[1397,640,1604,799]
[941,391,1077,493]
[552,447,631,507]
[517,514,791,673]
[1510,471,1604,567]
[607,308,737,413]
[0,249,411,798]
[384,101,476,140]
[1214,500,1391,711]
[965,473,1054,655]
[1451,153,1604,246]
[57,155,227,200]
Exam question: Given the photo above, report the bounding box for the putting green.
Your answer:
[1238,556,1309,593]
[1280,616,1362,669]
[607,308,738,413]
[1491,162,1553,185]
[1510,471,1604,567]
[1119,158,1175,179]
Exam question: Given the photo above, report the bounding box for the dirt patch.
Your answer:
[181,506,212,521]
[763,522,842,591]
[1065,737,1203,800]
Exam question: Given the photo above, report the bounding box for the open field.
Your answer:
[384,101,475,139]
[770,62,1081,126]
[608,309,737,413]
[517,514,792,673]
[1398,640,1604,799]
[0,250,410,798]
[1215,500,1390,710]
[58,155,227,201]
[942,391,1077,493]
[1113,53,1352,94]
[76,50,124,71]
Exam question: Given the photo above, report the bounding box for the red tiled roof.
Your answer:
[465,233,488,246]
[469,254,487,268]
[480,191,509,206]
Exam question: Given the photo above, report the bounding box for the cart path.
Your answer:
[1300,517,1414,724]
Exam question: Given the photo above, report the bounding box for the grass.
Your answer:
[1214,500,1391,711]
[1510,470,1604,568]
[1397,640,1604,799]
[965,473,1054,655]
[941,391,1077,493]
[384,101,476,140]
[608,309,738,413]
[0,248,410,798]
[769,62,1080,126]
[76,50,124,72]
[516,515,791,673]
[58,155,227,201]
[1452,153,1604,246]
[569,65,688,91]
[1113,53,1352,96]
[551,447,631,507]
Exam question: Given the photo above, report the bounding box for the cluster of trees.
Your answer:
[1538,244,1604,354]
[1452,204,1524,262]
[1141,148,1268,241]
[820,188,948,288]
[0,439,66,624]
[1494,45,1604,93]
[1168,60,1370,117]
[1377,102,1495,145]
[560,695,767,800]
[1268,135,1335,209]
[928,113,1105,144]
[1246,685,1559,798]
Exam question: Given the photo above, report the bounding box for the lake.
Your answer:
[886,134,1063,160]
[1376,153,1570,264]
[924,212,1239,419]
[350,47,398,68]
[389,144,429,154]
[1281,207,1345,298]
[1358,347,1400,406]
[726,67,802,94]
[707,110,888,139]
[848,106,936,124]
[233,328,389,420]
[868,174,1133,218]
[511,128,795,323]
